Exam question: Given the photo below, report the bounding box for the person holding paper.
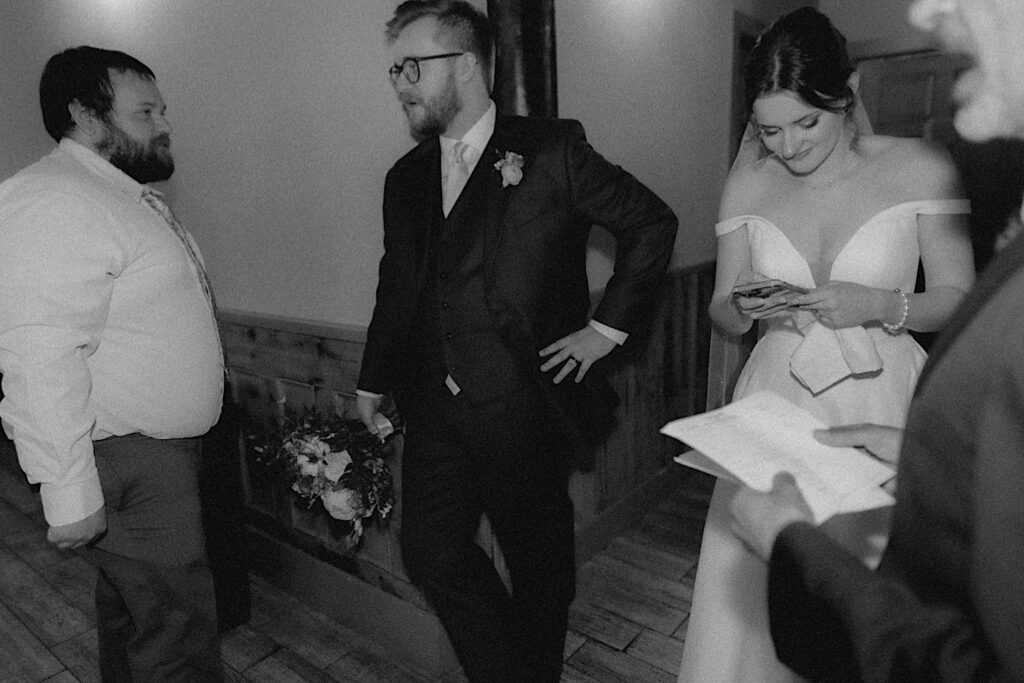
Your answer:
[728,0,1024,678]
[680,8,976,682]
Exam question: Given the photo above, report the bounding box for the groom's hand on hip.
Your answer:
[539,326,617,384]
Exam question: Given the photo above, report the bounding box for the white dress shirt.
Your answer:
[0,139,224,526]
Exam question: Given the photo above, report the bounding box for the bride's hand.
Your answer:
[787,281,886,329]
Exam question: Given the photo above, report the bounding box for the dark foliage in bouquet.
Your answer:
[247,403,397,547]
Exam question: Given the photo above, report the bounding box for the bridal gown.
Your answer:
[678,199,970,683]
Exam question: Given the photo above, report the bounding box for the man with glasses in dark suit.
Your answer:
[356,2,677,680]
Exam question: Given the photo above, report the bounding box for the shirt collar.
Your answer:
[440,100,496,162]
[58,137,149,201]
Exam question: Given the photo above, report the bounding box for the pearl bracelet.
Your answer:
[882,288,908,334]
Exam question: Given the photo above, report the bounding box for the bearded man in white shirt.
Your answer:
[0,46,224,681]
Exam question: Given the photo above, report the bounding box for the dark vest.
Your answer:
[407,165,524,404]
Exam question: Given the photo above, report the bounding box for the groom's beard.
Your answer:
[406,71,462,142]
[97,120,175,183]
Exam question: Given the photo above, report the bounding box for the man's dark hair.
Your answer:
[39,46,155,142]
[386,0,494,86]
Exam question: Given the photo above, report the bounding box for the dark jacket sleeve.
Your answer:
[768,346,1024,682]
[559,120,678,333]
[358,165,417,395]
[769,520,1015,682]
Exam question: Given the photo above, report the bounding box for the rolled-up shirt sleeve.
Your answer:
[0,192,120,526]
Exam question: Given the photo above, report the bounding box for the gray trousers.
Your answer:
[84,434,222,682]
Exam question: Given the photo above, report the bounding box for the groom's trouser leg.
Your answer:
[477,387,575,682]
[400,385,575,683]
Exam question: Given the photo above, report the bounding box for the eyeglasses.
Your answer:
[389,52,464,84]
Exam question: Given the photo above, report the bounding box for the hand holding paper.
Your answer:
[729,472,813,562]
[661,391,895,523]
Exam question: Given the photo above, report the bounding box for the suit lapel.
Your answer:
[481,121,520,274]
[917,231,1024,390]
[406,139,442,282]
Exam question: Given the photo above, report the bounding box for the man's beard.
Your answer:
[406,72,461,141]
[97,120,175,183]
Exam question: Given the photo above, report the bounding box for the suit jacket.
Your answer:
[359,116,678,451]
[767,232,1024,682]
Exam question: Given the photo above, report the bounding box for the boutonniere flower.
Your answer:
[494,150,524,187]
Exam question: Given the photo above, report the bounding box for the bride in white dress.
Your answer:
[678,8,976,682]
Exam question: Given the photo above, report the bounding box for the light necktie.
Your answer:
[443,140,471,217]
[141,189,219,319]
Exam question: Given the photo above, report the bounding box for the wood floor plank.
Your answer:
[223,664,247,682]
[587,553,694,606]
[625,628,685,675]
[577,556,690,635]
[559,663,601,683]
[574,573,686,636]
[40,556,98,622]
[325,646,429,683]
[0,600,65,682]
[259,647,338,682]
[219,622,278,673]
[625,525,701,567]
[247,577,352,669]
[566,640,675,683]
[603,535,696,581]
[567,600,643,650]
[656,491,712,522]
[0,542,22,568]
[623,524,698,560]
[641,509,706,550]
[50,628,100,683]
[0,465,43,515]
[0,552,92,647]
[0,503,72,571]
[673,616,690,641]
[564,629,587,659]
[238,651,316,683]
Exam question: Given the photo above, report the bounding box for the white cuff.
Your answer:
[39,473,105,527]
[589,319,628,345]
[356,389,384,399]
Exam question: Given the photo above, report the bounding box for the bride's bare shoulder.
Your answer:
[720,157,779,216]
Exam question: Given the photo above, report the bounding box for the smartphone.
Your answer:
[731,279,808,300]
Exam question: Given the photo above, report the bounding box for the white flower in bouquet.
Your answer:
[322,487,365,521]
[323,449,352,483]
[294,453,320,478]
[297,435,331,459]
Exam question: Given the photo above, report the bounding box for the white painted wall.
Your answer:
[819,0,931,53]
[0,1,897,327]
[558,0,734,281]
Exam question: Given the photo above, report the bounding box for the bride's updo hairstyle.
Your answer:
[744,7,856,117]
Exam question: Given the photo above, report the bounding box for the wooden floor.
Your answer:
[0,457,713,683]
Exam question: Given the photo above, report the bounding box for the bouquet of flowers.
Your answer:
[248,404,396,547]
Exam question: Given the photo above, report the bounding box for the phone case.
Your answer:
[731,279,808,300]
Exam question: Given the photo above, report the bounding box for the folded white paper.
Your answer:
[661,391,895,523]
